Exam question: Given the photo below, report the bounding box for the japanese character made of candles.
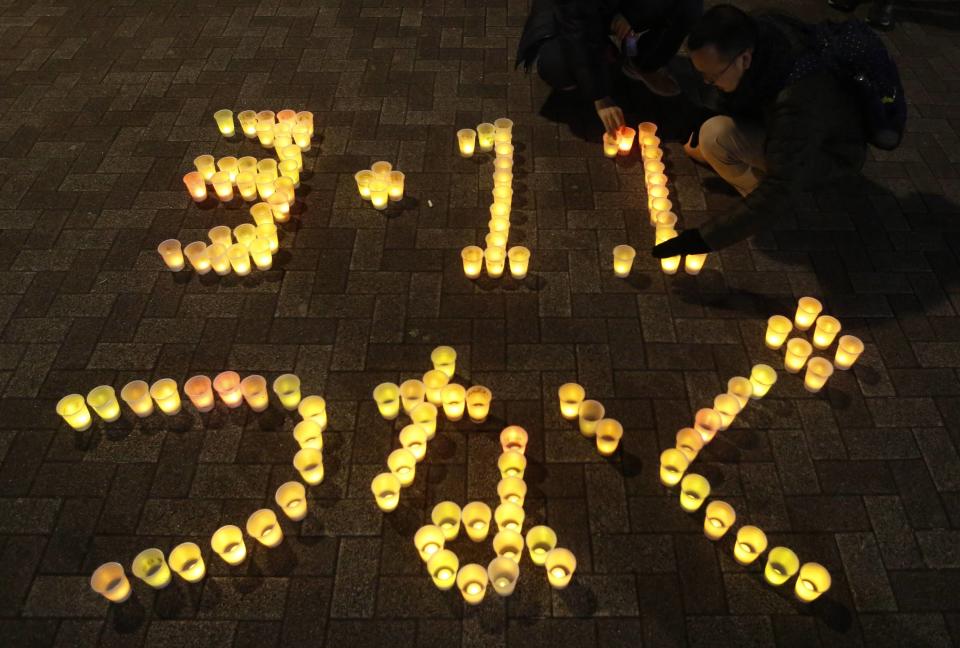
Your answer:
[612,244,636,278]
[659,448,689,486]
[794,297,822,331]
[494,502,525,534]
[121,380,154,417]
[764,315,793,349]
[414,524,445,562]
[461,246,483,279]
[462,501,492,542]
[488,557,520,596]
[477,122,495,151]
[685,253,708,275]
[293,448,324,485]
[298,395,327,429]
[603,131,620,157]
[508,246,531,279]
[713,394,741,431]
[578,399,605,437]
[457,564,488,604]
[749,364,777,398]
[90,562,131,603]
[293,421,323,451]
[129,551,171,590]
[694,408,722,444]
[784,337,813,373]
[431,501,461,541]
[675,427,703,462]
[387,448,416,487]
[466,385,492,422]
[184,242,211,274]
[183,171,207,202]
[679,473,711,512]
[595,418,624,456]
[213,371,243,408]
[484,246,507,279]
[372,382,401,420]
[813,315,842,349]
[545,548,577,589]
[617,126,636,154]
[411,402,438,440]
[399,424,427,461]
[227,244,251,276]
[423,370,449,406]
[86,385,120,422]
[194,154,216,181]
[733,526,768,565]
[764,546,800,586]
[275,481,308,521]
[525,526,557,566]
[150,379,181,415]
[703,501,736,540]
[400,379,426,415]
[497,476,527,507]
[727,376,753,408]
[834,335,864,370]
[211,524,247,565]
[494,529,524,562]
[431,345,457,378]
[500,425,528,454]
[184,375,215,412]
[441,383,467,421]
[498,450,527,480]
[427,549,459,591]
[457,128,477,157]
[157,239,184,271]
[169,542,205,582]
[272,374,301,410]
[558,382,585,420]
[371,472,401,512]
[247,508,283,547]
[804,357,834,393]
[214,109,234,136]
[795,563,831,602]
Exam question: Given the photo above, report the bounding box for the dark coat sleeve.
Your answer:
[554,1,617,101]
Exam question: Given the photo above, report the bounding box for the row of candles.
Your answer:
[213,108,314,150]
[354,160,406,210]
[557,384,624,456]
[87,374,327,602]
[184,154,302,205]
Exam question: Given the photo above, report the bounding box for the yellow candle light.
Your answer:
[246,508,284,548]
[713,394,741,431]
[494,156,513,173]
[278,158,299,188]
[477,122,495,151]
[267,192,290,223]
[494,117,514,139]
[388,171,405,201]
[685,253,708,275]
[457,564,488,605]
[184,241,212,274]
[150,379,181,415]
[675,427,703,462]
[545,548,576,589]
[276,109,296,125]
[617,126,636,155]
[431,501,461,541]
[169,542,206,582]
[651,197,672,216]
[595,418,624,456]
[249,238,273,271]
[558,382,585,420]
[694,408,721,443]
[217,156,239,183]
[373,382,401,420]
[641,134,661,151]
[644,159,665,176]
[653,210,677,230]
[488,231,509,249]
[90,562,131,603]
[612,244,636,278]
[466,385,493,422]
[461,245,484,279]
[131,548,172,589]
[578,399,605,437]
[462,501,492,542]
[457,128,477,157]
[213,370,243,408]
[441,383,466,421]
[659,230,681,275]
[236,172,257,200]
[256,173,276,201]
[749,363,777,399]
[422,370,449,406]
[643,146,663,162]
[427,549,459,591]
[431,345,457,378]
[497,476,527,507]
[659,448,689,486]
[493,170,513,188]
[257,223,279,252]
[500,425,528,455]
[507,246,531,279]
[655,227,676,246]
[120,380,153,417]
[639,121,657,136]
[414,524,445,562]
[834,335,864,370]
[646,172,668,189]
[56,394,91,431]
[387,448,416,487]
[647,185,670,210]
[293,124,311,150]
[495,141,514,158]
[183,171,207,202]
[213,109,234,136]
[157,239,185,271]
[794,297,823,331]
[272,374,301,410]
[238,110,257,137]
[812,315,842,349]
[488,217,510,237]
[602,131,620,157]
[399,379,425,414]
[703,500,736,540]
[493,529,525,562]
[371,160,392,181]
[488,557,520,597]
[240,374,269,411]
[410,402,438,440]
[371,472,401,512]
[484,246,507,279]
[298,395,327,429]
[733,526,767,565]
[784,337,813,373]
[679,473,710,512]
[804,357,834,393]
[256,120,274,147]
[275,481,308,521]
[210,171,233,201]
[399,424,427,461]
[194,154,216,181]
[498,450,527,480]
[494,502,525,533]
[86,385,121,422]
[258,155,278,174]
[369,179,388,210]
[296,111,314,137]
[524,526,558,566]
[726,376,753,409]
[293,447,324,485]
[764,546,800,586]
[293,420,323,450]
[184,375,215,413]
[765,315,793,350]
[211,524,247,565]
[281,145,302,171]
[237,155,257,176]
[795,563,831,603]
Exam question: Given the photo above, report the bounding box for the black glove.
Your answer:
[651,229,711,258]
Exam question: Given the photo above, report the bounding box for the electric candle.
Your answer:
[685,254,707,275]
[494,156,513,173]
[297,111,314,138]
[275,481,308,521]
[617,126,636,154]
[525,526,558,566]
[399,424,427,461]
[749,364,777,398]
[227,243,251,275]
[494,502,525,534]
[804,357,834,393]
[795,563,831,603]
[703,501,736,540]
[495,142,514,158]
[644,159,665,176]
[659,448,689,486]
[578,399,605,437]
[240,374,269,411]
[727,376,753,408]
[267,192,290,222]
[194,154,216,181]
[431,346,457,378]
[423,370,449,405]
[256,173,276,200]
[765,315,793,350]
[457,128,477,157]
[293,447,324,485]
[466,385,493,422]
[298,395,327,429]
[477,122,495,151]
[545,548,576,589]
[462,501,492,542]
[646,172,668,189]
[258,157,278,176]
[211,171,233,201]
[812,316,842,349]
[293,420,323,450]
[257,223,279,253]
[249,238,272,271]
[647,185,669,210]
[508,246,531,279]
[414,525,445,562]
[217,156,239,183]
[733,526,767,565]
[612,244,636,277]
[234,172,256,200]
[694,408,722,443]
[56,394,91,431]
[794,297,822,331]
[488,217,510,238]
[278,158,299,188]
[373,382,401,420]
[387,448,416,487]
[493,170,512,188]
[213,371,243,407]
[653,210,677,231]
[184,242,212,274]
[490,201,509,220]
[410,402,438,440]
[784,338,813,373]
[494,117,513,139]
[90,562,131,603]
[86,385,121,422]
[247,509,283,548]
[603,131,620,157]
[500,425,528,454]
[488,557,520,596]
[834,335,864,370]
[643,146,663,162]
[272,374,301,410]
[131,547,172,588]
[157,239,185,271]
[371,472,401,512]
[484,246,506,279]
[256,120,274,147]
[388,171,404,201]
[150,379,181,415]
[169,542,205,582]
[679,473,710,512]
[764,547,799,586]
[371,161,392,181]
[293,124,310,150]
[121,380,153,417]
[639,121,657,136]
[493,529,525,562]
[457,564,488,605]
[497,477,527,507]
[183,171,207,202]
[659,230,681,274]
[675,427,703,462]
[498,450,527,480]
[641,134,661,151]
[427,549,459,590]
[558,382,585,420]
[238,110,257,137]
[211,525,247,565]
[207,244,229,275]
[213,109,234,136]
[595,418,624,456]
[184,375,215,412]
[432,501,462,540]
[369,180,388,210]
[713,394,741,431]
[440,383,466,421]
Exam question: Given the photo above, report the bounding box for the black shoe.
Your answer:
[828,0,859,12]
[867,1,895,30]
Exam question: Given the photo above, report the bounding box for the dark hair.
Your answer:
[687,4,758,59]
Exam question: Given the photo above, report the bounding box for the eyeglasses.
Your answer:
[702,52,744,86]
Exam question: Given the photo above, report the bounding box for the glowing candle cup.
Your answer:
[373,382,401,420]
[441,384,466,421]
[414,525,445,562]
[183,171,207,202]
[794,297,823,331]
[545,548,576,589]
[834,335,864,370]
[411,402,438,440]
[484,246,506,279]
[121,380,154,417]
[508,246,531,279]
[169,542,205,582]
[157,239,184,271]
[784,338,813,374]
[194,154,216,181]
[734,526,767,565]
[612,244,636,278]
[804,357,834,393]
[423,370,449,405]
[240,374,269,412]
[713,394,741,431]
[293,421,323,450]
[211,171,233,201]
[184,242,211,274]
[728,376,755,408]
[184,375,215,412]
[498,450,527,480]
[275,481,308,521]
[694,408,721,444]
[227,244,251,276]
[578,399,605,437]
[298,395,327,429]
[371,472,401,512]
[603,131,620,157]
[214,109,234,136]
[399,424,427,462]
[462,502,492,542]
[675,427,703,462]
[213,371,243,407]
[685,253,707,275]
[86,385,120,422]
[813,316,842,349]
[659,230,681,274]
[150,379,181,415]
[526,526,557,566]
[494,502,525,534]
[457,129,477,157]
[461,246,483,279]
[679,473,710,512]
[431,346,457,378]
[477,122,495,151]
[272,374,301,410]
[703,501,736,540]
[238,110,257,137]
[765,315,793,350]
[211,525,247,566]
[432,501,461,541]
[595,418,624,456]
[764,547,800,586]
[427,549,459,590]
[617,126,636,155]
[369,180,388,210]
[659,448,689,487]
[388,171,405,201]
[457,564,488,605]
[466,385,492,423]
[247,509,283,548]
[293,448,324,485]
[749,364,777,399]
[90,562,131,603]
[131,548,171,589]
[500,425,529,454]
[494,529,524,562]
[558,382,585,420]
[497,477,527,507]
[399,379,426,415]
[387,448,416,487]
[488,557,519,596]
[795,563,831,603]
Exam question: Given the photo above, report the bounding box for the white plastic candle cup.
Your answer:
[427,549,459,590]
[813,315,842,349]
[246,508,284,547]
[293,420,323,451]
[764,546,800,586]
[694,408,722,444]
[240,374,269,411]
[488,557,520,596]
[525,526,558,566]
[388,171,405,201]
[497,476,527,507]
[784,337,813,374]
[558,382,585,420]
[369,180,388,210]
[293,447,324,485]
[184,375,215,412]
[121,380,154,417]
[184,241,212,274]
[211,524,247,565]
[169,542,206,582]
[613,244,636,277]
[685,253,708,275]
[131,547,172,589]
[477,122,495,151]
[795,563,831,603]
[466,385,493,423]
[462,501,492,542]
[659,448,689,486]
[227,243,251,276]
[500,425,529,455]
[457,564,488,605]
[86,385,121,422]
[834,335,864,370]
[399,379,426,415]
[149,379,181,415]
[457,129,477,157]
[211,171,233,201]
[297,395,327,429]
[703,500,736,540]
[545,548,577,589]
[213,371,243,407]
[387,448,416,487]
[371,472,401,512]
[183,171,207,202]
[461,246,484,279]
[794,297,823,331]
[484,246,507,279]
[355,170,373,200]
[414,524,445,562]
[440,383,467,421]
[90,562,131,603]
[727,376,753,408]
[494,502,525,534]
[679,473,711,512]
[431,501,462,541]
[249,238,272,271]
[578,399,605,437]
[399,424,427,462]
[493,529,525,562]
[749,364,777,399]
[372,382,400,420]
[595,418,624,456]
[804,357,835,393]
[765,315,793,350]
[272,374,301,410]
[157,239,184,271]
[734,526,768,565]
[194,154,216,181]
[275,481,308,521]
[57,394,92,431]
[498,450,526,480]
[713,393,741,431]
[431,345,457,378]
[603,131,620,157]
[213,109,234,136]
[237,110,257,137]
[507,246,530,279]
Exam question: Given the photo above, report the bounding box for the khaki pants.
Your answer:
[698,116,766,197]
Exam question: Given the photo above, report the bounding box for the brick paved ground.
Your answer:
[1,0,959,646]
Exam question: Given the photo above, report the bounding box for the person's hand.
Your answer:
[683,133,706,164]
[610,14,633,43]
[652,229,712,258]
[594,99,625,133]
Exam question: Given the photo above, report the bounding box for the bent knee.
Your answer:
[698,116,736,158]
